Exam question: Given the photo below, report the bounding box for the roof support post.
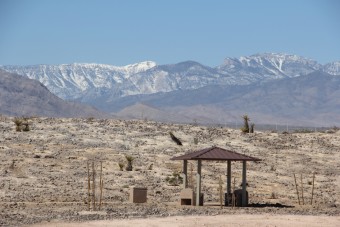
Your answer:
[242,160,247,207]
[196,160,202,206]
[182,160,188,189]
[227,160,231,195]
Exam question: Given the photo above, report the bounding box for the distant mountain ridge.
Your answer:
[0,70,108,118]
[2,53,339,103]
[1,53,340,126]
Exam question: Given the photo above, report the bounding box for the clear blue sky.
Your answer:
[0,0,339,66]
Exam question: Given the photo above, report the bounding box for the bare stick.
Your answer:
[92,161,96,211]
[293,173,300,205]
[87,162,91,210]
[300,174,304,205]
[99,161,103,210]
[219,175,223,209]
[311,172,315,205]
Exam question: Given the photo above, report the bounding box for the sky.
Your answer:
[0,0,339,67]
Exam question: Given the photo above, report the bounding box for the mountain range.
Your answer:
[1,53,339,126]
[0,69,108,118]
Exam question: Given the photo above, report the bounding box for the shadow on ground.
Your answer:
[248,203,294,208]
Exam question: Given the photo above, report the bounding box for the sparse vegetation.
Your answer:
[241,115,250,133]
[165,171,183,186]
[13,117,23,131]
[270,192,278,199]
[13,117,31,132]
[125,155,134,171]
[294,129,314,133]
[118,162,125,171]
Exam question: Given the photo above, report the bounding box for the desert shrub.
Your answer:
[22,122,30,131]
[241,115,250,133]
[270,192,278,199]
[118,162,124,171]
[165,172,183,186]
[13,117,31,132]
[294,129,314,133]
[13,117,23,131]
[125,155,134,171]
[194,137,198,145]
[87,117,95,123]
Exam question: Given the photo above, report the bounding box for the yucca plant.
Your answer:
[13,117,23,132]
[241,114,250,133]
[118,162,125,171]
[125,155,134,171]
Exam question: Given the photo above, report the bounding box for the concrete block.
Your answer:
[130,187,147,203]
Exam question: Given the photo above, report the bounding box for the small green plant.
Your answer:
[125,155,134,171]
[13,117,23,131]
[118,162,124,171]
[165,171,183,186]
[22,122,30,131]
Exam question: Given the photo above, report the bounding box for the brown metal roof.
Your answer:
[171,146,261,161]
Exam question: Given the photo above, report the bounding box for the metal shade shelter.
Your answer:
[171,146,261,207]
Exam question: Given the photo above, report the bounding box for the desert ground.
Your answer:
[0,116,339,226]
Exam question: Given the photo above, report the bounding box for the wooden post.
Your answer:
[242,161,247,207]
[293,173,300,205]
[92,161,96,210]
[227,161,231,194]
[99,161,103,210]
[300,174,304,205]
[232,177,236,208]
[311,173,315,205]
[196,160,202,206]
[183,160,188,189]
[87,162,91,210]
[226,160,231,206]
[219,175,223,209]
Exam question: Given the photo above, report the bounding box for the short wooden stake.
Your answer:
[87,162,91,210]
[311,172,315,205]
[293,173,300,205]
[92,161,96,210]
[99,161,103,210]
[219,175,223,209]
[300,174,304,205]
[232,177,236,208]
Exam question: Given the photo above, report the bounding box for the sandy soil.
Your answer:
[27,214,340,227]
[0,116,339,226]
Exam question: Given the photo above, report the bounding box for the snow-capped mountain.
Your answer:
[2,61,157,99]
[323,61,340,75]
[217,53,322,80]
[1,53,338,102]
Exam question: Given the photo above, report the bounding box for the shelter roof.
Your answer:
[171,146,261,161]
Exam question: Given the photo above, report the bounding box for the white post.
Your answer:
[196,160,202,206]
[242,161,247,207]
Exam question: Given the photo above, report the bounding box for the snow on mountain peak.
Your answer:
[1,53,337,102]
[122,61,157,75]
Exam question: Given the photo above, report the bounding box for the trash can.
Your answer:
[234,189,248,206]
